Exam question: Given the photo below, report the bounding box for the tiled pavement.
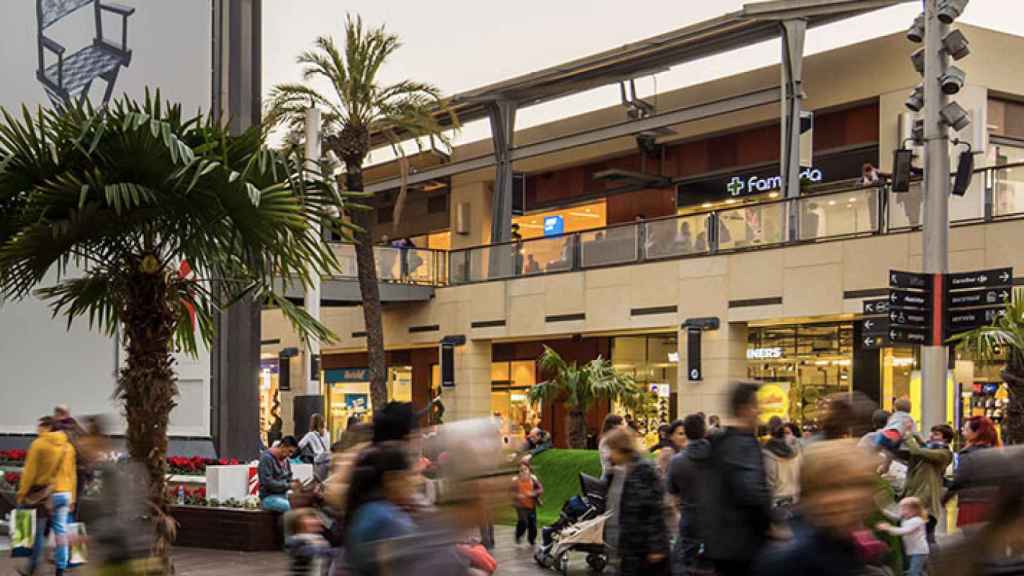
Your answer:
[0,526,592,575]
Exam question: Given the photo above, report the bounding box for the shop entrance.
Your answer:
[747,322,853,428]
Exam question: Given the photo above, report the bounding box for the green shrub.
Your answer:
[496,449,603,527]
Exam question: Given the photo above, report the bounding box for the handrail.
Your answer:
[323,162,1024,288]
[448,162,1024,285]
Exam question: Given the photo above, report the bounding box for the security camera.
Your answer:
[940,101,971,131]
[942,29,971,60]
[905,85,925,112]
[937,0,969,24]
[907,13,925,43]
[911,48,925,75]
[940,66,967,95]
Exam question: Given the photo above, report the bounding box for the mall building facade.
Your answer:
[262,25,1024,448]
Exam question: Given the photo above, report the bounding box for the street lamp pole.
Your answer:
[920,0,951,430]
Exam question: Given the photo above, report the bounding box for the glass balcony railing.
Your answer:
[328,162,1024,288]
[444,163,1024,286]
[327,243,447,285]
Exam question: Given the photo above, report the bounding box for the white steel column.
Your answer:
[780,19,806,241]
[920,0,950,430]
[303,106,322,395]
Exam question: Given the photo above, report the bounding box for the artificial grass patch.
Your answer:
[495,449,603,527]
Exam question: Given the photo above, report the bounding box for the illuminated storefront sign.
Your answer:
[726,168,825,197]
[746,347,784,360]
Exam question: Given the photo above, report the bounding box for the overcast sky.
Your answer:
[263,1,1022,155]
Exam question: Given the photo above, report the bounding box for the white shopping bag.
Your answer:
[10,508,36,557]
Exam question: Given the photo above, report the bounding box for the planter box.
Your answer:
[171,505,282,551]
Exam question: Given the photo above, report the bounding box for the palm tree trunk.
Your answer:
[567,408,587,449]
[119,260,178,570]
[345,165,388,409]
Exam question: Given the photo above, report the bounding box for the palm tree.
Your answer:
[528,346,639,449]
[265,15,456,409]
[952,289,1024,445]
[0,93,346,565]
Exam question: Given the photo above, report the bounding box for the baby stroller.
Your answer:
[534,473,610,575]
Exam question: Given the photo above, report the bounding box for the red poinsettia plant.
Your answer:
[166,456,239,476]
[0,449,28,465]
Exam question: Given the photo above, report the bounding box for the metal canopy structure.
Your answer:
[366,0,913,243]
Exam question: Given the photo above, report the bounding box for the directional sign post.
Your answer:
[943,267,1013,339]
[859,298,892,349]
[862,299,890,315]
[888,270,936,346]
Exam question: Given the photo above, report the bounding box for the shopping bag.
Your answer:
[10,508,36,558]
[68,522,88,566]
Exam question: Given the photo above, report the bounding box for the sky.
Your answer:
[263,1,1023,158]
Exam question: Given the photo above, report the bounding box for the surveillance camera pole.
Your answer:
[921,0,951,431]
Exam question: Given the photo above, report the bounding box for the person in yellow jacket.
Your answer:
[16,417,76,576]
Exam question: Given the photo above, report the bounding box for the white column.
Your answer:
[303,107,322,395]
[921,0,951,430]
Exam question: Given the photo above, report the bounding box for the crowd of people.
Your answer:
[254,402,512,576]
[588,383,1024,576]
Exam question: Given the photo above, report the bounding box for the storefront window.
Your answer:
[491,360,540,445]
[611,334,678,442]
[512,200,607,240]
[747,323,854,427]
[258,357,281,446]
[325,366,412,441]
[881,347,917,411]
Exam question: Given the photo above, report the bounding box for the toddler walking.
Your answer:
[876,496,929,576]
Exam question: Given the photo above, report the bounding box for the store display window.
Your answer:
[325,366,412,440]
[491,360,540,445]
[747,323,854,427]
[610,334,678,444]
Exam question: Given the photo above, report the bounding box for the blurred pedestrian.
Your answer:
[287,508,335,575]
[876,497,929,576]
[902,424,953,543]
[783,422,803,452]
[512,460,543,547]
[17,416,76,576]
[666,414,713,576]
[605,428,670,576]
[655,419,687,478]
[259,435,298,512]
[521,427,552,457]
[342,443,418,576]
[599,414,626,479]
[703,383,772,576]
[763,419,801,511]
[946,416,1001,527]
[707,415,721,435]
[754,439,884,576]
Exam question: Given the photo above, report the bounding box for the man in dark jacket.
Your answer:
[667,414,712,575]
[703,382,773,576]
[259,435,297,512]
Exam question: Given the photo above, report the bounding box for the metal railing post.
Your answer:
[984,167,994,221]
[709,212,720,254]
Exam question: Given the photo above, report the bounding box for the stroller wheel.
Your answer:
[534,547,554,569]
[586,553,607,574]
[558,552,570,575]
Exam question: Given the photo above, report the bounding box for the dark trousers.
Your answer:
[515,507,537,545]
[714,559,752,576]
[926,514,938,546]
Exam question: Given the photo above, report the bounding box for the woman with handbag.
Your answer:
[16,416,77,576]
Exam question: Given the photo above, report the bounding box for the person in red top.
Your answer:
[513,460,544,546]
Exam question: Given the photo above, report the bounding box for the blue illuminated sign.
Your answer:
[543,215,564,236]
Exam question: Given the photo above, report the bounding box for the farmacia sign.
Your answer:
[727,167,824,197]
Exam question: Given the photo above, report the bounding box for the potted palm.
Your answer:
[951,290,1024,445]
[0,94,347,566]
[527,346,639,449]
[266,15,457,408]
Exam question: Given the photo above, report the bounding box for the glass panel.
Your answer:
[374,246,402,281]
[643,214,712,259]
[994,165,1024,216]
[717,202,787,250]
[580,225,638,268]
[402,248,435,284]
[518,236,575,275]
[888,181,924,229]
[464,243,518,282]
[949,171,985,222]
[797,188,879,240]
[330,243,358,278]
[448,250,468,284]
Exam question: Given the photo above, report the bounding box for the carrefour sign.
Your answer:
[726,167,824,197]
